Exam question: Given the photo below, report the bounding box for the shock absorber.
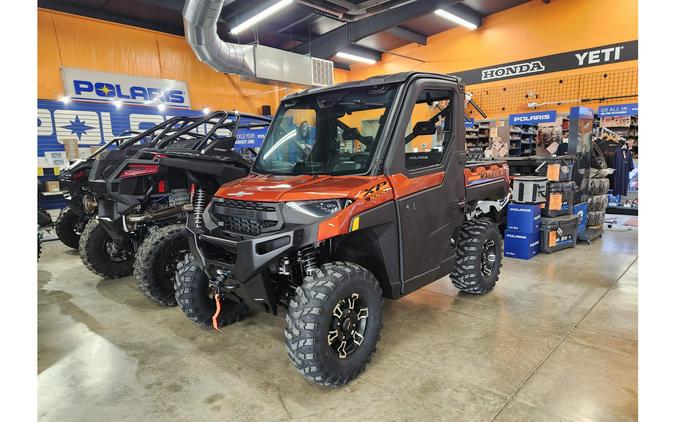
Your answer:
[193,187,208,229]
[298,246,318,277]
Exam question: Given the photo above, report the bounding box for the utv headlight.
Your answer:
[286,199,350,218]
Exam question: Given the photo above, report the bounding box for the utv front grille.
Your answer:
[211,199,281,236]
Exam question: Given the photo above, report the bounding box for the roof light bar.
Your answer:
[230,0,293,35]
[336,51,376,65]
[434,9,478,30]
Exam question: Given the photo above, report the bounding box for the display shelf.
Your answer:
[508,123,537,157]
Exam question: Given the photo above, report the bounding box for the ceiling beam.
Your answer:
[292,0,461,59]
[384,26,426,45]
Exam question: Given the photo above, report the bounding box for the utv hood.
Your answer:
[214,173,382,202]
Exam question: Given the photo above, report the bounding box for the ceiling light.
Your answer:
[157,104,166,112]
[434,9,478,30]
[60,96,71,104]
[113,100,123,109]
[230,0,293,35]
[203,107,210,114]
[336,52,376,65]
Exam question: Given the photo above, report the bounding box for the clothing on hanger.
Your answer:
[612,145,634,196]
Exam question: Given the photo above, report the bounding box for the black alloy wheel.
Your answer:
[328,293,369,359]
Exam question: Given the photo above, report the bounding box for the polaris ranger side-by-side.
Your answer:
[82,112,269,305]
[177,72,510,386]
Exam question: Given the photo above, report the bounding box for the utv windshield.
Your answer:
[253,84,398,176]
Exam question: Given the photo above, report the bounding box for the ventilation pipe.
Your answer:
[182,0,334,86]
[182,0,255,76]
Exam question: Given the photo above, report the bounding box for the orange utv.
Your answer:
[176,72,511,387]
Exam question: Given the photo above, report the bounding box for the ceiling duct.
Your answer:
[183,0,333,86]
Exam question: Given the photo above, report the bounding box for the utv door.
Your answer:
[383,79,466,294]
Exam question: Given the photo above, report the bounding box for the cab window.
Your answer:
[403,89,453,171]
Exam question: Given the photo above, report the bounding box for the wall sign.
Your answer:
[38,99,268,159]
[62,68,191,108]
[509,110,557,125]
[452,40,638,84]
[598,103,638,117]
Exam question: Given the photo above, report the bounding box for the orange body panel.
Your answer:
[387,172,445,199]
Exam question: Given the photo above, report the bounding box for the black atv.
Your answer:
[82,111,270,306]
[55,132,140,249]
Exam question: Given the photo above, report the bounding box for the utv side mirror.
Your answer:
[341,127,360,140]
[412,121,437,136]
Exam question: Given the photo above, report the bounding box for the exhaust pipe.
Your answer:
[124,203,194,231]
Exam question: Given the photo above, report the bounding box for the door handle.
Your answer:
[401,199,416,215]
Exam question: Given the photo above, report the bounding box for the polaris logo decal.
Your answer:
[481,61,545,81]
[63,68,191,108]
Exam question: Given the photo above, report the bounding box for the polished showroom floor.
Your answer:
[38,224,638,421]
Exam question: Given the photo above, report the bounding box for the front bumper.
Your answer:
[187,204,321,313]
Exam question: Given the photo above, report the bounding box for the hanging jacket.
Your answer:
[612,146,634,196]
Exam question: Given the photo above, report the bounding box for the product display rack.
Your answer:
[508,124,537,157]
[465,121,491,160]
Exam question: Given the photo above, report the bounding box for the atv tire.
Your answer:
[134,224,189,306]
[79,218,134,278]
[175,256,249,328]
[285,262,383,387]
[55,206,82,249]
[450,218,502,294]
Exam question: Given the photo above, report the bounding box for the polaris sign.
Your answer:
[482,61,545,81]
[509,110,557,125]
[62,68,191,108]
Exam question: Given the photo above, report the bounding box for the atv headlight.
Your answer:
[286,199,350,218]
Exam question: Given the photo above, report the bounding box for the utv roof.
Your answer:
[283,71,462,102]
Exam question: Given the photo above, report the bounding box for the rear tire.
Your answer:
[174,256,249,328]
[285,262,383,387]
[79,219,134,278]
[134,224,188,306]
[450,218,502,294]
[55,206,81,249]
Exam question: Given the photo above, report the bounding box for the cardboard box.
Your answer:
[504,230,539,260]
[63,138,79,161]
[44,180,61,192]
[506,203,541,234]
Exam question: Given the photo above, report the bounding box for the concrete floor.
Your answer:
[38,227,638,421]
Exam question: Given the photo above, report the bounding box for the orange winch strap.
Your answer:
[212,294,222,331]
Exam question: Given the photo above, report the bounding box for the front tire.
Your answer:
[174,256,249,328]
[134,224,189,306]
[55,206,82,249]
[79,219,134,278]
[450,218,502,294]
[285,262,383,387]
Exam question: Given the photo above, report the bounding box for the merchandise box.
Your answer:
[506,203,541,234]
[504,230,540,260]
[543,181,575,217]
[574,202,588,233]
[540,215,578,253]
[44,180,60,192]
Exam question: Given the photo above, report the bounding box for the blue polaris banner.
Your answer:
[598,103,638,117]
[508,110,557,125]
[464,118,475,128]
[37,99,268,158]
